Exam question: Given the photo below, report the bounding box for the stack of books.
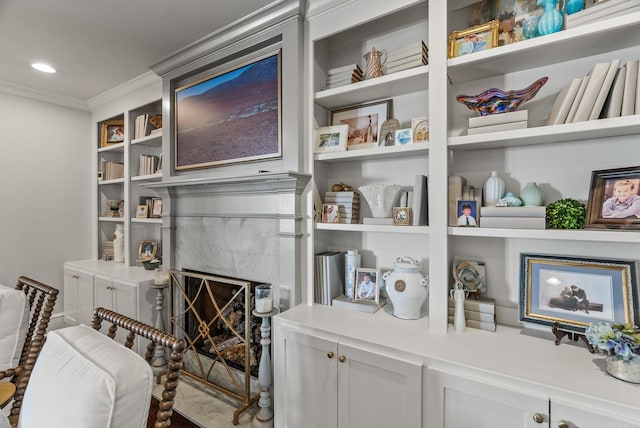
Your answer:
[324,191,360,224]
[386,41,428,75]
[332,294,387,313]
[100,161,124,180]
[467,110,528,135]
[133,114,162,139]
[314,251,345,305]
[479,206,546,229]
[547,57,640,125]
[448,296,496,332]
[325,64,363,90]
[139,154,160,176]
[565,0,640,29]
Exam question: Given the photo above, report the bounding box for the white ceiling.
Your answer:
[0,0,276,108]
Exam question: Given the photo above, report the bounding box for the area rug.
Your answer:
[147,397,201,428]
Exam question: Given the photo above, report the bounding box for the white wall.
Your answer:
[0,92,93,318]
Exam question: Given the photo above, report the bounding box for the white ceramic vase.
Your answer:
[520,181,544,206]
[483,171,505,207]
[113,224,125,263]
[358,184,403,218]
[382,257,429,320]
[344,249,361,300]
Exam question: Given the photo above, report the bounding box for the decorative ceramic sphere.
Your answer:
[522,16,540,39]
[520,182,544,206]
[498,192,523,207]
[456,77,548,116]
[358,184,403,218]
[565,0,585,15]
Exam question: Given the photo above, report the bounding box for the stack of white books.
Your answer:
[479,206,546,229]
[385,41,428,75]
[314,251,345,305]
[565,0,640,29]
[546,57,640,125]
[324,191,360,224]
[467,110,528,135]
[324,64,363,90]
[332,294,387,313]
[448,296,496,332]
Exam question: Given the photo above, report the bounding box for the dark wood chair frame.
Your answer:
[0,276,58,422]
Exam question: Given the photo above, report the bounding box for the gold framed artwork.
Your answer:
[136,205,148,219]
[100,119,125,147]
[448,20,499,58]
[138,240,158,261]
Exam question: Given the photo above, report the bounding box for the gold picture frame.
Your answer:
[100,119,125,147]
[448,20,500,58]
[138,240,157,261]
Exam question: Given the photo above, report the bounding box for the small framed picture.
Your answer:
[138,240,158,261]
[411,117,429,142]
[322,203,339,223]
[393,207,410,226]
[519,253,638,333]
[136,205,149,219]
[585,165,640,230]
[394,128,413,145]
[448,20,499,58]
[330,99,392,149]
[150,198,163,218]
[354,268,380,304]
[100,119,125,147]
[456,198,478,227]
[314,124,348,153]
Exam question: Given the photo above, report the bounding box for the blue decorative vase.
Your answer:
[565,0,585,15]
[520,182,544,206]
[522,16,540,39]
[484,171,505,207]
[537,0,563,35]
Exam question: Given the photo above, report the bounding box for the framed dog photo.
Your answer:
[354,268,380,304]
[321,203,339,223]
[585,165,640,230]
[456,198,478,227]
[448,20,499,58]
[519,253,638,333]
[314,124,348,154]
[136,205,149,219]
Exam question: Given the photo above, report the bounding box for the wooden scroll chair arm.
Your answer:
[91,307,186,428]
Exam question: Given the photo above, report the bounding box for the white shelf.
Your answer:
[314,66,429,109]
[448,227,640,243]
[98,178,125,185]
[131,132,162,146]
[131,172,162,182]
[447,11,640,83]
[131,218,162,224]
[314,142,428,162]
[98,217,125,223]
[448,115,640,150]
[97,142,125,153]
[316,223,430,234]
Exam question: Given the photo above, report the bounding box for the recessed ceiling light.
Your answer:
[32,63,56,73]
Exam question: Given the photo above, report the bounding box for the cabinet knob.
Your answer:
[532,413,544,424]
[338,355,346,363]
[557,421,569,428]
[327,352,334,359]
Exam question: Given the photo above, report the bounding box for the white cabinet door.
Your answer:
[338,342,422,428]
[551,401,640,428]
[63,266,94,326]
[426,368,548,428]
[94,275,136,319]
[275,328,339,428]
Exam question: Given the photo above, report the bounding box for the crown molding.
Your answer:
[86,71,161,110]
[0,80,90,111]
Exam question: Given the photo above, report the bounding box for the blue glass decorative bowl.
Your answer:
[456,77,548,116]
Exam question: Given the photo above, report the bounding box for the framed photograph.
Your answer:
[448,20,499,58]
[394,128,413,146]
[585,165,640,230]
[322,203,339,223]
[138,240,158,261]
[520,253,638,332]
[456,197,478,227]
[330,99,392,150]
[411,117,429,142]
[136,205,148,219]
[393,207,410,226]
[314,124,348,153]
[174,50,281,170]
[150,198,163,218]
[100,119,125,147]
[354,268,380,304]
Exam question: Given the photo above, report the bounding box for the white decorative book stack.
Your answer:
[324,191,360,223]
[385,40,428,75]
[467,110,528,135]
[565,0,640,29]
[447,296,496,332]
[324,63,363,90]
[479,206,546,229]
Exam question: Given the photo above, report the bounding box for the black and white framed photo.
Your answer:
[354,268,380,304]
[314,124,348,154]
[586,165,640,230]
[519,253,638,333]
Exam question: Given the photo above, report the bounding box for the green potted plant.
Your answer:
[546,198,586,229]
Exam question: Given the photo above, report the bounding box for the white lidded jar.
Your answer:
[382,257,429,320]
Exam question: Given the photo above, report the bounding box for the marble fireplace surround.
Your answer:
[146,171,310,311]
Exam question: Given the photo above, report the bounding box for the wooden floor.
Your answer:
[147,397,201,428]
